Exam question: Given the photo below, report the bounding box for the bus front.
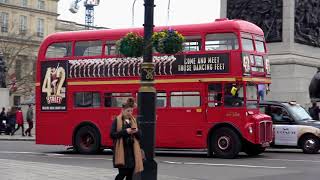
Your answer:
[239,27,273,152]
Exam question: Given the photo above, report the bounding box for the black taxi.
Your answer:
[259,101,320,154]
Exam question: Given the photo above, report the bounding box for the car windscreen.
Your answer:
[285,103,312,121]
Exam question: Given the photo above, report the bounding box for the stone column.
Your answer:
[221,0,320,107]
[0,88,10,109]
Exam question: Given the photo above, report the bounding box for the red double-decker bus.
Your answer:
[36,19,272,158]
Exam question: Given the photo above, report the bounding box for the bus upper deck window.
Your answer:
[255,35,266,53]
[105,41,118,56]
[183,36,202,52]
[46,42,72,58]
[205,33,239,51]
[241,33,254,51]
[75,40,102,57]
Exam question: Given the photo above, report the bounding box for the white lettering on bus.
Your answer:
[184,58,196,65]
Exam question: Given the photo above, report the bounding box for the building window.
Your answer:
[14,96,21,106]
[19,15,27,34]
[21,0,27,7]
[15,60,22,80]
[74,92,101,108]
[0,12,9,33]
[38,0,45,10]
[0,0,9,3]
[37,18,44,37]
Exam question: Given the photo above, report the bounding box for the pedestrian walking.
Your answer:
[110,98,144,180]
[25,104,34,137]
[11,107,25,136]
[7,107,16,135]
[309,101,320,120]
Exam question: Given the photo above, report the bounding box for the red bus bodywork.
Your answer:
[36,19,273,158]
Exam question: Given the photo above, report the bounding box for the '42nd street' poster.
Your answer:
[40,61,67,111]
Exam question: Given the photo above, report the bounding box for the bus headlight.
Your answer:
[248,126,253,134]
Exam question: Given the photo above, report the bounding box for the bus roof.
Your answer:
[41,19,263,45]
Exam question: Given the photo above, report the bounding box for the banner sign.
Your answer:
[67,53,230,78]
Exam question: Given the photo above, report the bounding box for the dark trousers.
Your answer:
[115,168,134,180]
[12,124,24,136]
[25,120,33,136]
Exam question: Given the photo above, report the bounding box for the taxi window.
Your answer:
[269,106,292,124]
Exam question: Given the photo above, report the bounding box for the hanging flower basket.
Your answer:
[117,32,144,57]
[152,29,185,54]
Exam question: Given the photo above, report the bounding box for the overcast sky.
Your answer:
[58,0,221,29]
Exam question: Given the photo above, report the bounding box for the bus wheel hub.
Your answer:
[218,136,230,150]
[82,135,93,147]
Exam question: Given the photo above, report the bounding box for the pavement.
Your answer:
[0,122,35,141]
[1,141,320,180]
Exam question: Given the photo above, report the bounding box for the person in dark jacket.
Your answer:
[309,101,320,120]
[7,107,17,135]
[110,98,144,180]
[0,107,6,134]
[25,104,34,136]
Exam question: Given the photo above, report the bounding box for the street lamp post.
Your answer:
[138,0,157,179]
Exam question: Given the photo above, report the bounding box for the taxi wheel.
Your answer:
[301,135,320,154]
[212,127,241,159]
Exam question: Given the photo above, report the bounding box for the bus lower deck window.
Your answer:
[74,92,100,108]
[105,93,133,107]
[170,91,200,107]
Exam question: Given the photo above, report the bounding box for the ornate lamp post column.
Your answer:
[138,0,157,179]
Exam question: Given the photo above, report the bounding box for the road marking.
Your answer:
[0,151,43,155]
[262,158,320,163]
[162,161,286,169]
[56,156,112,160]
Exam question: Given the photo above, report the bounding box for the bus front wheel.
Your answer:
[211,127,241,159]
[74,126,101,154]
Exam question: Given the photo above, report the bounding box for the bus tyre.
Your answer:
[212,128,241,159]
[74,126,101,154]
[301,135,320,154]
[244,143,266,156]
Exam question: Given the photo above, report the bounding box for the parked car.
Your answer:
[259,101,320,154]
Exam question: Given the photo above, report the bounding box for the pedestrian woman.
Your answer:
[12,107,25,136]
[110,98,144,180]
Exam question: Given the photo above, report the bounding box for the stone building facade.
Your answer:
[0,0,105,106]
